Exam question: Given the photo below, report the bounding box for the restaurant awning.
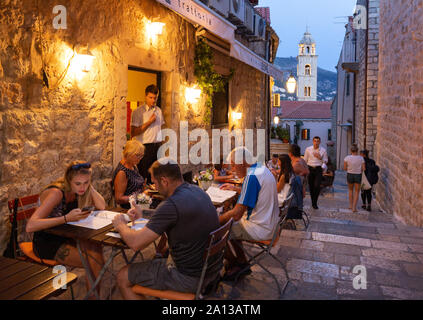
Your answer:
[154,0,284,81]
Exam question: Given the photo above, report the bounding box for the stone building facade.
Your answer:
[335,17,356,169]
[0,0,278,254]
[375,0,423,227]
[354,0,380,158]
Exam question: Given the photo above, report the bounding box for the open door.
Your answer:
[127,66,161,139]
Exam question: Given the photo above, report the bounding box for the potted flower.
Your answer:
[129,192,152,211]
[193,168,214,190]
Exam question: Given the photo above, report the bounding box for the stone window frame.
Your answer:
[301,128,311,140]
[304,86,311,97]
[305,64,311,76]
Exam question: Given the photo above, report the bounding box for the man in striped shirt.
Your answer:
[219,147,279,280]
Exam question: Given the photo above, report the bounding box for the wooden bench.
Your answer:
[0,256,77,300]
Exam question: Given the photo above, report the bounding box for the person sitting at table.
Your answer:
[219,147,279,280]
[266,154,281,180]
[112,140,146,209]
[113,158,222,299]
[288,144,309,199]
[277,154,295,207]
[321,156,335,191]
[26,160,106,298]
[213,156,233,182]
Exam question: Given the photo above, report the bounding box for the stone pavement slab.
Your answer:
[361,248,419,263]
[312,232,372,247]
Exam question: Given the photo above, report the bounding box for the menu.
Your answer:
[206,186,237,205]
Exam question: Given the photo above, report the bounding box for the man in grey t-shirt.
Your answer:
[113,159,221,299]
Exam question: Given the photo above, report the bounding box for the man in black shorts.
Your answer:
[113,159,222,299]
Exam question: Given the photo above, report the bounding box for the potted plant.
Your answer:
[193,168,214,190]
[276,127,290,143]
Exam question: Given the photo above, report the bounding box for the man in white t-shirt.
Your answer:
[219,147,279,280]
[131,84,165,184]
[304,136,328,209]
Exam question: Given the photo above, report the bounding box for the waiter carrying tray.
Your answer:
[131,84,165,184]
[304,136,328,210]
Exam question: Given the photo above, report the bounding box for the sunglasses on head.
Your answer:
[71,162,91,170]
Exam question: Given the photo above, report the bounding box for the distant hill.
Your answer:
[272,57,337,102]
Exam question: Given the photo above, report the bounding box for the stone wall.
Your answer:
[375,0,423,227]
[354,0,379,158]
[0,0,270,254]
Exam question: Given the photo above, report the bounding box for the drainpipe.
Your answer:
[266,30,271,161]
[363,0,369,149]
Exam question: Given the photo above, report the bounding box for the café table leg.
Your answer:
[82,246,121,300]
[76,240,100,300]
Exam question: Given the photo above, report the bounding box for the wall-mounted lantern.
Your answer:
[147,21,165,38]
[74,45,95,72]
[185,86,202,104]
[286,74,297,94]
[232,111,243,121]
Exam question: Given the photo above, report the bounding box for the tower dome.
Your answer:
[299,30,316,46]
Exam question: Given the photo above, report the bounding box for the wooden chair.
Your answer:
[235,194,294,298]
[5,195,57,266]
[6,195,76,299]
[132,218,234,300]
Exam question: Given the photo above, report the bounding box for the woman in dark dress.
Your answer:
[26,160,106,298]
[112,140,146,209]
[360,149,380,211]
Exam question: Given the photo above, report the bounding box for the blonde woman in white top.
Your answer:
[344,144,365,212]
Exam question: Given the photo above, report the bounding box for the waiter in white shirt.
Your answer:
[131,84,165,184]
[304,136,328,209]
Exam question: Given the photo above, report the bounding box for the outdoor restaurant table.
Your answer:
[41,207,139,300]
[0,256,77,300]
[218,178,244,186]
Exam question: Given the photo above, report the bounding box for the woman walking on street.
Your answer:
[360,149,380,211]
[344,144,365,213]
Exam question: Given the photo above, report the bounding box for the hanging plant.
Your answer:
[194,38,233,124]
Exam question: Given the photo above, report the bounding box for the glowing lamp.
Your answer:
[185,86,202,104]
[286,74,297,94]
[232,112,242,121]
[147,22,165,37]
[273,116,280,125]
[74,45,95,72]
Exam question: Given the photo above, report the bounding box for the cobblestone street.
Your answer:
[53,171,423,300]
[219,171,423,300]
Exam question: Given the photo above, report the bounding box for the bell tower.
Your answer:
[297,28,318,101]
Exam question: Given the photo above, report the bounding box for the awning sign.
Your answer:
[155,0,236,41]
[155,0,283,81]
[231,40,284,81]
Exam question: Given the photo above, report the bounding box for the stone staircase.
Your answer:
[270,141,289,155]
